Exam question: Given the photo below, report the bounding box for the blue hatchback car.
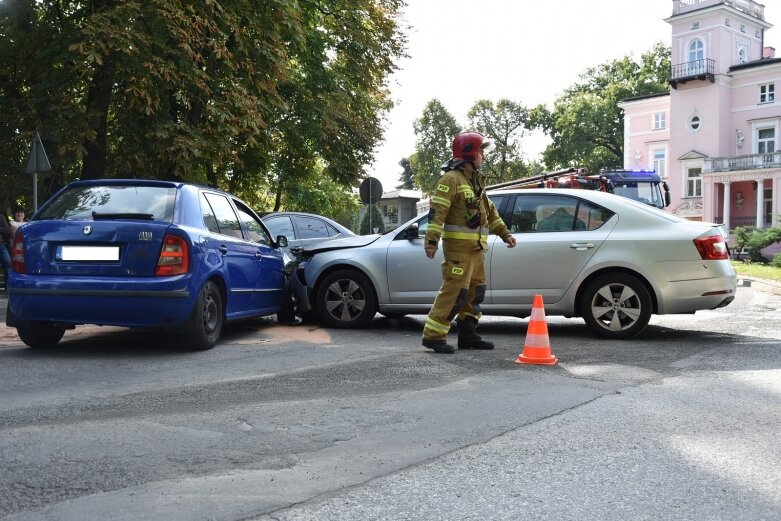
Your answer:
[6,179,293,350]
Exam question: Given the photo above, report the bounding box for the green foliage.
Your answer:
[467,99,530,184]
[276,167,360,231]
[534,42,670,173]
[396,158,415,189]
[0,0,407,215]
[410,100,461,195]
[358,204,385,235]
[732,225,781,263]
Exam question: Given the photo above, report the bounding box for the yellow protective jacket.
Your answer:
[425,167,512,255]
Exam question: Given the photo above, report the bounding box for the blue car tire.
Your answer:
[188,280,223,350]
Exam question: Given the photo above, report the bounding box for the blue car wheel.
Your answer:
[17,323,66,349]
[189,281,223,350]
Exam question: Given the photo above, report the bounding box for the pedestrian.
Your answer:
[0,211,13,290]
[9,206,26,237]
[422,131,517,354]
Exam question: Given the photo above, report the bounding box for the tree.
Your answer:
[0,0,407,213]
[409,99,461,195]
[535,43,670,174]
[358,204,385,234]
[467,99,530,184]
[396,157,415,190]
[275,164,360,231]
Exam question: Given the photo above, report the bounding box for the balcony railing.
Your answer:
[704,152,781,173]
[672,0,764,20]
[669,59,716,88]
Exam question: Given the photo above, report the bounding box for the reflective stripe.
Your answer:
[442,230,480,240]
[457,185,474,198]
[523,333,550,348]
[427,223,442,233]
[462,311,480,320]
[431,195,451,207]
[424,317,451,334]
[444,224,488,235]
[530,307,546,321]
[489,218,504,229]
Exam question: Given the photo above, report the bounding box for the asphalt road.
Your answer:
[0,279,779,521]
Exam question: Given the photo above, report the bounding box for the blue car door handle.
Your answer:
[570,242,595,250]
[219,245,229,255]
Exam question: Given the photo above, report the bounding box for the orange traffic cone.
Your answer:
[515,293,558,365]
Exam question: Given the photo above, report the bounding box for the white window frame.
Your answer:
[685,165,703,198]
[688,39,705,63]
[759,83,775,104]
[756,127,775,154]
[651,146,666,179]
[653,112,666,130]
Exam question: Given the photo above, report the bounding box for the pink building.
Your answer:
[619,0,780,234]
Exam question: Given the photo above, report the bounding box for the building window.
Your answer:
[759,83,775,103]
[653,149,666,178]
[691,22,699,30]
[738,48,748,63]
[688,115,701,132]
[740,25,745,33]
[725,19,730,27]
[757,128,775,154]
[686,168,702,197]
[688,39,704,63]
[653,112,666,130]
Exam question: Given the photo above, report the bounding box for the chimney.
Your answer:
[764,47,776,59]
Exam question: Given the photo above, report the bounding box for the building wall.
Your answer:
[621,1,780,229]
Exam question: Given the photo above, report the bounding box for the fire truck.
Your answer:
[487,167,671,209]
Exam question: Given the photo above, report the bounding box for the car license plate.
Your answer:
[59,245,120,261]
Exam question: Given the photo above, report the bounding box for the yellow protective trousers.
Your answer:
[422,251,487,342]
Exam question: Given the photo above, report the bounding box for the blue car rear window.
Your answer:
[35,185,176,222]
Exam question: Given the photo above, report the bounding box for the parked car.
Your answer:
[6,179,294,350]
[290,189,737,339]
[261,211,355,257]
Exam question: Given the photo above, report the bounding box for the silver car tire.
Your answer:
[316,269,377,328]
[581,273,652,339]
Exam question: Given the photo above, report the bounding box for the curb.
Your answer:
[737,276,781,296]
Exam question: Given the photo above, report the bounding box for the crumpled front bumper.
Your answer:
[289,261,314,316]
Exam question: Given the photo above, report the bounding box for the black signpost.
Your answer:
[24,132,52,212]
[359,177,383,233]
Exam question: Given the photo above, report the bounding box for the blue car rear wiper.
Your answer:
[91,211,155,220]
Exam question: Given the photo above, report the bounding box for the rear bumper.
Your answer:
[657,274,737,314]
[7,274,194,328]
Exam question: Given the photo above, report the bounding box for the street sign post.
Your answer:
[359,177,383,233]
[24,132,52,212]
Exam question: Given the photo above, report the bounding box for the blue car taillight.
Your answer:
[155,234,189,276]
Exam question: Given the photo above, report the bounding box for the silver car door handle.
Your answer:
[570,243,595,250]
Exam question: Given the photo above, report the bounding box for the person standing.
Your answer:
[9,206,26,237]
[422,132,517,354]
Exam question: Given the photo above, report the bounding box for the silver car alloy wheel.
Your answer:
[324,278,366,321]
[588,281,643,332]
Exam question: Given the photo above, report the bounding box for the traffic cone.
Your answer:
[515,293,558,365]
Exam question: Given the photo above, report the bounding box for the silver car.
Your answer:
[290,189,737,339]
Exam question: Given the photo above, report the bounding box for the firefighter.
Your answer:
[422,131,517,354]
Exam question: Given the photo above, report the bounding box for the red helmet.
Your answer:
[452,132,490,162]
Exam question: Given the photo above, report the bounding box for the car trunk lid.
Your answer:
[20,220,172,276]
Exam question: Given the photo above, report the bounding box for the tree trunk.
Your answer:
[80,55,116,180]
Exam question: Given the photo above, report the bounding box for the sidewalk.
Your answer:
[738,275,781,295]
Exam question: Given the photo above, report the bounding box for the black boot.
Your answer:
[457,317,494,350]
[422,339,456,354]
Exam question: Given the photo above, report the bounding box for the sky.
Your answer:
[366,0,779,192]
